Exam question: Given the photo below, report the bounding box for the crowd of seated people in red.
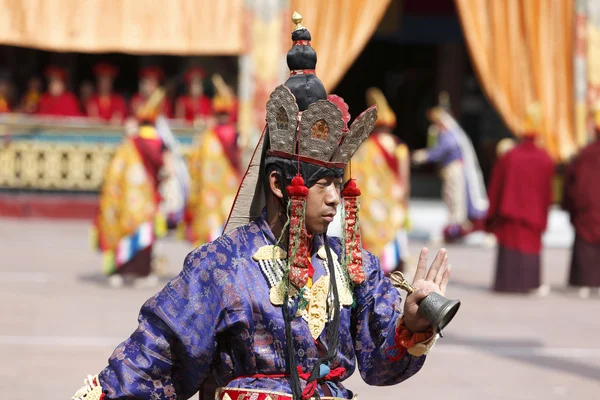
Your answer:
[0,63,238,126]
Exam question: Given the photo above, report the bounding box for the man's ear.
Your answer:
[269,171,284,199]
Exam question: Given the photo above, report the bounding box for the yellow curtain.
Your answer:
[291,0,392,91]
[455,0,576,161]
[0,0,243,55]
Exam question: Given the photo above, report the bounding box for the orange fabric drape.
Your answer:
[291,0,392,91]
[455,0,576,161]
[0,0,243,55]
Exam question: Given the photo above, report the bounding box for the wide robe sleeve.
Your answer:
[98,249,226,399]
[351,251,426,386]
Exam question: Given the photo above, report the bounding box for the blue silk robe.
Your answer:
[98,212,425,399]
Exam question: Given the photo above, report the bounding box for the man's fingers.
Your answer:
[434,255,448,285]
[413,247,429,282]
[425,248,447,281]
[439,265,451,293]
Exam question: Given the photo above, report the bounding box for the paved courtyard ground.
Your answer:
[0,214,598,400]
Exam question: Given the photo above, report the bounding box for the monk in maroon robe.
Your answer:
[486,112,554,294]
[86,63,127,124]
[175,66,212,124]
[562,113,600,298]
[37,67,82,117]
[130,66,172,118]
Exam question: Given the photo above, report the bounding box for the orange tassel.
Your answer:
[287,174,311,289]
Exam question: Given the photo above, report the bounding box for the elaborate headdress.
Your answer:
[225,12,377,285]
[366,87,396,129]
[224,13,377,399]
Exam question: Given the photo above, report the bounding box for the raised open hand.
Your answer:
[402,247,451,333]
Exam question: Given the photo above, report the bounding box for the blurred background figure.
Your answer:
[17,76,42,113]
[486,104,554,296]
[78,80,94,116]
[38,66,81,116]
[0,72,12,113]
[413,92,488,243]
[86,62,127,124]
[92,89,170,289]
[175,66,212,125]
[130,66,172,118]
[182,74,241,246]
[349,87,410,275]
[562,105,600,299]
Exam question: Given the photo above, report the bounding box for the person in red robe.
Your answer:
[18,77,42,113]
[130,66,172,118]
[0,75,11,113]
[175,66,212,125]
[37,67,82,117]
[485,105,554,295]
[562,107,600,298]
[86,63,127,124]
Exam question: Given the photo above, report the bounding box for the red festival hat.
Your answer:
[45,66,67,81]
[185,67,206,83]
[93,62,119,78]
[139,66,164,81]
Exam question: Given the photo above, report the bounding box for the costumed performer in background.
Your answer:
[72,13,453,400]
[92,89,170,289]
[182,74,241,246]
[347,87,411,275]
[413,92,488,242]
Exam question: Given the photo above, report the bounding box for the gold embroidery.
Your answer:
[253,245,287,261]
[308,274,330,339]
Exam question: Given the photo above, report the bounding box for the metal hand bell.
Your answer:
[389,271,460,336]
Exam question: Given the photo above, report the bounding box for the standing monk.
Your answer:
[413,93,488,242]
[92,89,170,289]
[86,63,127,124]
[562,107,600,298]
[71,14,452,399]
[349,87,411,274]
[37,67,81,117]
[486,105,554,294]
[175,66,212,125]
[183,74,241,246]
[130,66,172,118]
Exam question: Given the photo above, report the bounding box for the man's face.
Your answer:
[49,78,65,97]
[304,176,342,234]
[98,76,113,95]
[189,79,203,97]
[140,77,158,97]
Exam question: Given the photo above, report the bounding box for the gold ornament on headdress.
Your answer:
[292,11,304,31]
[366,87,396,128]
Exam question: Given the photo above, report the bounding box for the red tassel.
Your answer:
[287,174,311,289]
[342,179,365,285]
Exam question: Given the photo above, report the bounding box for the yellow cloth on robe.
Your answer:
[184,129,240,246]
[350,133,409,260]
[93,139,165,274]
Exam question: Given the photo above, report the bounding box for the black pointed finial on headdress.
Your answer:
[283,11,327,111]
